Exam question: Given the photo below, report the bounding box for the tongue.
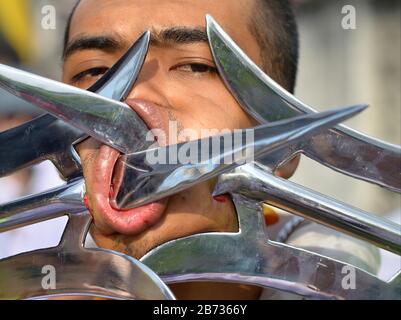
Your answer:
[87,145,167,236]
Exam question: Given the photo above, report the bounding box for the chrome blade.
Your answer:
[206,15,401,193]
[0,31,151,178]
[214,164,401,255]
[89,31,150,100]
[0,64,148,154]
[112,105,366,208]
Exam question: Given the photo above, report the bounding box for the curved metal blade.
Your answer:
[214,164,401,255]
[206,15,401,193]
[0,66,147,155]
[141,194,401,300]
[0,106,366,221]
[112,105,365,209]
[0,196,175,300]
[0,31,151,178]
[89,31,150,100]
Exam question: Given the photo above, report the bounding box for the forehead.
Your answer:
[69,0,258,57]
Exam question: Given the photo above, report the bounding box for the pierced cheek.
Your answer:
[83,193,90,210]
[213,195,228,203]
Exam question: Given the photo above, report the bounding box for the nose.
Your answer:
[126,55,171,108]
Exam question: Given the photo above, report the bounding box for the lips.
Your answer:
[87,99,168,236]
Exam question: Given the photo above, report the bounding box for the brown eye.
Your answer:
[71,67,109,85]
[188,64,215,73]
[176,63,217,74]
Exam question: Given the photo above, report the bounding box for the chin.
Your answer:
[90,220,220,260]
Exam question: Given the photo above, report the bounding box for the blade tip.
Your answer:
[349,104,369,116]
[205,14,218,30]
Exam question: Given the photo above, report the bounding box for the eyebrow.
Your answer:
[151,26,208,45]
[63,27,208,61]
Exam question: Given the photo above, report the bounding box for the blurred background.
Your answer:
[0,0,400,279]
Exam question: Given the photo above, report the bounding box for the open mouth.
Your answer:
[87,99,169,236]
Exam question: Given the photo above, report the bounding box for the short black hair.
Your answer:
[63,0,299,92]
[63,0,80,57]
[250,0,299,92]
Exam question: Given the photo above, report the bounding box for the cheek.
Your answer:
[167,80,253,132]
[166,181,238,231]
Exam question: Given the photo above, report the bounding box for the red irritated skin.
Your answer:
[213,195,228,203]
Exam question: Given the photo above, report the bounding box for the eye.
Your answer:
[71,67,109,85]
[174,63,217,75]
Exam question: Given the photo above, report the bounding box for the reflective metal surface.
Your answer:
[0,107,363,215]
[0,114,83,180]
[112,106,365,208]
[142,191,401,300]
[214,164,401,255]
[0,65,148,155]
[1,53,363,209]
[0,31,151,174]
[0,17,400,300]
[0,211,175,300]
[206,15,401,193]
[0,31,176,300]
[0,179,175,300]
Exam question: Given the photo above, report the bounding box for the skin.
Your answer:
[63,0,299,299]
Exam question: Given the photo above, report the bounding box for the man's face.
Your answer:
[62,0,290,259]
